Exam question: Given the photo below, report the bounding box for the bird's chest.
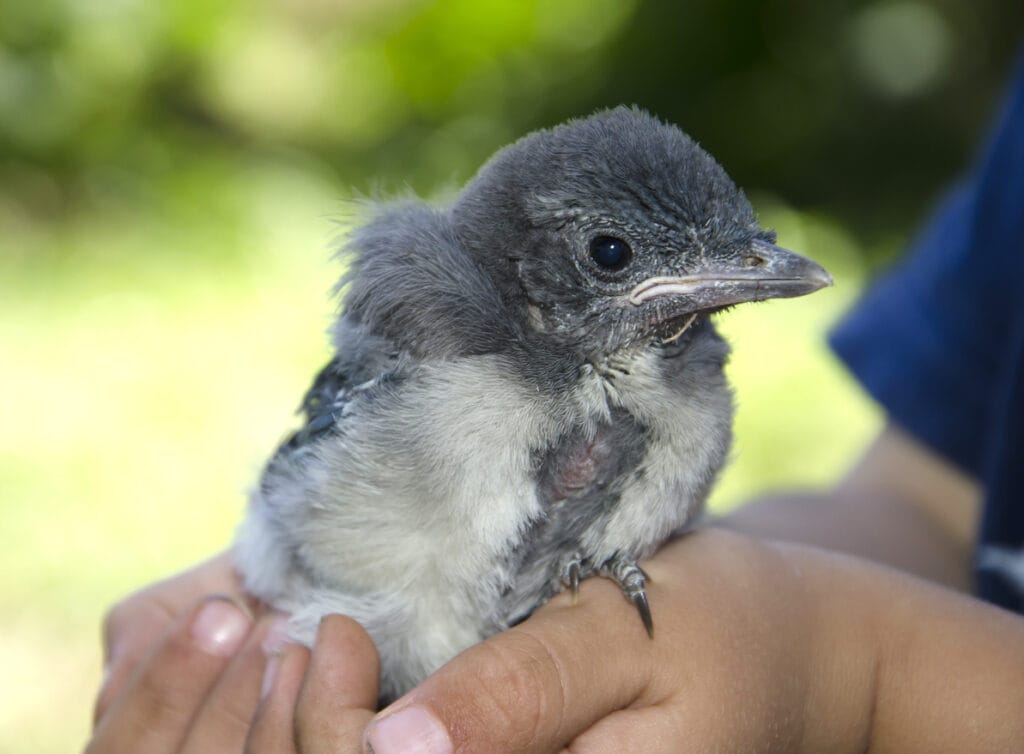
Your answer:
[535,404,647,506]
[492,344,732,626]
[544,353,713,524]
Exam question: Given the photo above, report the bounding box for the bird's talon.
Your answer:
[601,554,654,637]
[631,590,654,638]
[559,554,586,604]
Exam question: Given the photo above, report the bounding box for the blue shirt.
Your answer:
[830,52,1024,613]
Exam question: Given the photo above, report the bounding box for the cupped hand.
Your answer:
[88,594,273,753]
[361,528,878,754]
[94,550,249,723]
[89,529,1024,753]
[87,545,382,754]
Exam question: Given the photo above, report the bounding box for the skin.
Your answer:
[86,424,1024,753]
[721,423,980,591]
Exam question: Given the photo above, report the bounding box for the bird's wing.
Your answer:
[241,347,556,687]
[260,334,403,486]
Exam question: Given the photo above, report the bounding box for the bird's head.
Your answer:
[452,107,831,357]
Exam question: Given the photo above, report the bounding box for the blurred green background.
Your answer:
[1,1,1021,751]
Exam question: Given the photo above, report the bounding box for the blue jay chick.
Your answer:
[235,107,832,702]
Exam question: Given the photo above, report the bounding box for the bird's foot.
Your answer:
[600,554,653,638]
[558,552,588,605]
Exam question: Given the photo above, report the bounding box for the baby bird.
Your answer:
[235,107,831,702]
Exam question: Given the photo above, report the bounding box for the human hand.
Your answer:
[245,615,379,753]
[355,527,1024,754]
[356,528,875,754]
[242,529,874,753]
[87,597,380,754]
[89,550,282,753]
[88,550,383,754]
[93,550,249,723]
[88,593,274,753]
[92,529,1024,753]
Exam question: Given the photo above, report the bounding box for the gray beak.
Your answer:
[628,239,832,312]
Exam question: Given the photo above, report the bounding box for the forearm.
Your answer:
[722,489,972,590]
[779,541,1024,752]
[719,424,980,590]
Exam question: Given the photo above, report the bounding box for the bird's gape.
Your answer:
[649,312,710,357]
[660,313,699,344]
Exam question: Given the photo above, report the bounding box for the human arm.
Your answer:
[88,425,1002,754]
[721,421,980,591]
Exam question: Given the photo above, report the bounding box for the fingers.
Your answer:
[561,705,686,754]
[244,643,310,754]
[247,615,380,754]
[178,612,283,754]
[96,550,245,723]
[295,615,380,753]
[364,577,659,754]
[87,594,253,754]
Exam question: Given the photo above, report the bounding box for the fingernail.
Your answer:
[259,614,291,701]
[364,706,452,754]
[261,652,281,700]
[190,597,251,657]
[262,613,293,655]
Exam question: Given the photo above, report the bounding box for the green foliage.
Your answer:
[3,0,1022,232]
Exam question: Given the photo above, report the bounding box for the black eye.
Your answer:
[589,236,633,272]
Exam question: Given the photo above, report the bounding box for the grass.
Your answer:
[0,164,880,752]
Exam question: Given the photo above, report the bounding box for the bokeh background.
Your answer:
[2,1,1021,750]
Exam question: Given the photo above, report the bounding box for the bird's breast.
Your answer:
[534,407,647,507]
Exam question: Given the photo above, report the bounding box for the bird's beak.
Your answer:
[628,240,832,311]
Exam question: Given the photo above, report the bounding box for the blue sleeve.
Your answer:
[829,52,1024,479]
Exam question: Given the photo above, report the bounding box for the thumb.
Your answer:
[363,578,658,754]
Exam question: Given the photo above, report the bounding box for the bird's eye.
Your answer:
[589,236,633,272]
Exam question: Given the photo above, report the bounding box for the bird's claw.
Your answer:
[557,553,652,636]
[630,590,654,638]
[560,554,585,605]
[601,554,654,638]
